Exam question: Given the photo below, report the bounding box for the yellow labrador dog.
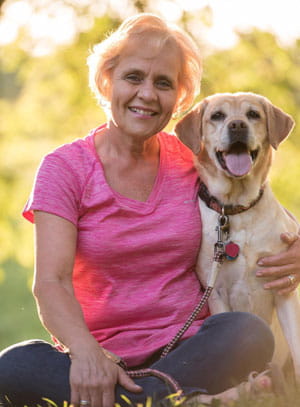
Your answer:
[175,92,300,381]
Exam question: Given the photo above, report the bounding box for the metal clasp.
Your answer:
[214,207,230,262]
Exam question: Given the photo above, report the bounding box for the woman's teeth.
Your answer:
[130,107,156,116]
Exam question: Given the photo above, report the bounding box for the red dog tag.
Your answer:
[225,241,240,260]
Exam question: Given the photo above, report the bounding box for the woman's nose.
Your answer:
[137,81,157,101]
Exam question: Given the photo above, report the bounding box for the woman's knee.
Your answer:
[0,339,52,364]
[197,312,274,389]
[0,340,60,396]
[0,340,71,406]
[0,340,51,386]
[204,311,273,337]
[202,311,275,361]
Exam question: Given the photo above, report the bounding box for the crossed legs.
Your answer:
[0,312,274,406]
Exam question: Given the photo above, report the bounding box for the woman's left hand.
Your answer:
[256,232,300,295]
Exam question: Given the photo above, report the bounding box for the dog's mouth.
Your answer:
[216,142,259,177]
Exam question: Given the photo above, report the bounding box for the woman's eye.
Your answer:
[125,74,141,83]
[247,110,261,119]
[156,80,172,89]
[211,111,226,121]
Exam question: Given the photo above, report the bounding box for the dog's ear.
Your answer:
[174,100,207,154]
[262,98,295,150]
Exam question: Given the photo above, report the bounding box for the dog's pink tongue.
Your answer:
[224,152,252,177]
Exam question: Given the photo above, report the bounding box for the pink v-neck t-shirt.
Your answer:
[23,126,208,367]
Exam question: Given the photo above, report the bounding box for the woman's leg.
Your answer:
[0,312,275,406]
[0,340,172,407]
[114,311,275,404]
[0,340,71,407]
[150,311,275,394]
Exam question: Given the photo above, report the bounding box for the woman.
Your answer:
[0,13,299,407]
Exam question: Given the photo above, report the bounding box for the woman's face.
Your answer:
[107,40,182,142]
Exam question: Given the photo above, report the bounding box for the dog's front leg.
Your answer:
[208,290,231,315]
[275,291,300,382]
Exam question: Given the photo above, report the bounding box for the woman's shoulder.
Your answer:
[32,130,101,199]
[41,130,97,173]
[47,133,94,161]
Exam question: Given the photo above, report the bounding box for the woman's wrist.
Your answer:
[67,332,100,357]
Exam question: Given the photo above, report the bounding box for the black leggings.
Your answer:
[0,312,274,407]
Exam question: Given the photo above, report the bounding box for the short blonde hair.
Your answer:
[87,13,202,115]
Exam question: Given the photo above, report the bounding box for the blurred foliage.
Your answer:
[0,14,118,348]
[0,6,300,348]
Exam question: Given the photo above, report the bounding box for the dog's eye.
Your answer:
[247,110,261,119]
[211,111,226,121]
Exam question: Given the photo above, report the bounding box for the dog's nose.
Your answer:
[229,120,247,130]
[228,120,248,143]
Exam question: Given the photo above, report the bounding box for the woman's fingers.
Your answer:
[257,265,299,294]
[102,387,116,407]
[262,274,299,295]
[89,379,104,407]
[70,385,80,407]
[70,367,94,407]
[70,353,114,407]
[69,348,142,407]
[256,232,300,294]
[258,233,300,267]
[280,231,299,245]
[118,368,143,393]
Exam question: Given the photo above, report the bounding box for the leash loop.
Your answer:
[127,368,184,400]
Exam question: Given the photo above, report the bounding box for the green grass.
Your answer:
[26,387,300,407]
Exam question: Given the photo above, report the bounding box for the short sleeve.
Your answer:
[23,152,82,225]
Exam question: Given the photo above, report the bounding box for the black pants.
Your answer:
[0,312,274,407]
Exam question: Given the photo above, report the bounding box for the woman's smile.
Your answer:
[108,41,181,141]
[128,105,158,118]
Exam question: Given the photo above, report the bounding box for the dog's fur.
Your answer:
[175,92,300,381]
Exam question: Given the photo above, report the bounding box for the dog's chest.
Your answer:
[197,197,295,320]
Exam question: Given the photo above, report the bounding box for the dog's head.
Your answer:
[175,92,294,179]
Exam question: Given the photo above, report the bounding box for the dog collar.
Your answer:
[198,180,265,215]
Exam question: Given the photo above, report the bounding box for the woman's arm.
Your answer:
[256,232,300,295]
[33,211,141,407]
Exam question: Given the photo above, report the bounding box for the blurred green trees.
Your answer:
[0,10,300,348]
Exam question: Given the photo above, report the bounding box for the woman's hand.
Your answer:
[256,232,300,295]
[69,338,142,407]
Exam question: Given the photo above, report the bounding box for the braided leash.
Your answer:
[117,210,230,399]
[123,214,229,399]
[160,286,213,358]
[127,368,183,396]
[160,210,228,360]
[125,268,223,397]
[124,286,216,399]
[114,357,183,398]
[122,286,215,400]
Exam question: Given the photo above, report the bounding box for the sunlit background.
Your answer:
[2,0,300,54]
[1,0,300,348]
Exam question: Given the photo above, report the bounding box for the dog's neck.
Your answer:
[198,179,265,215]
